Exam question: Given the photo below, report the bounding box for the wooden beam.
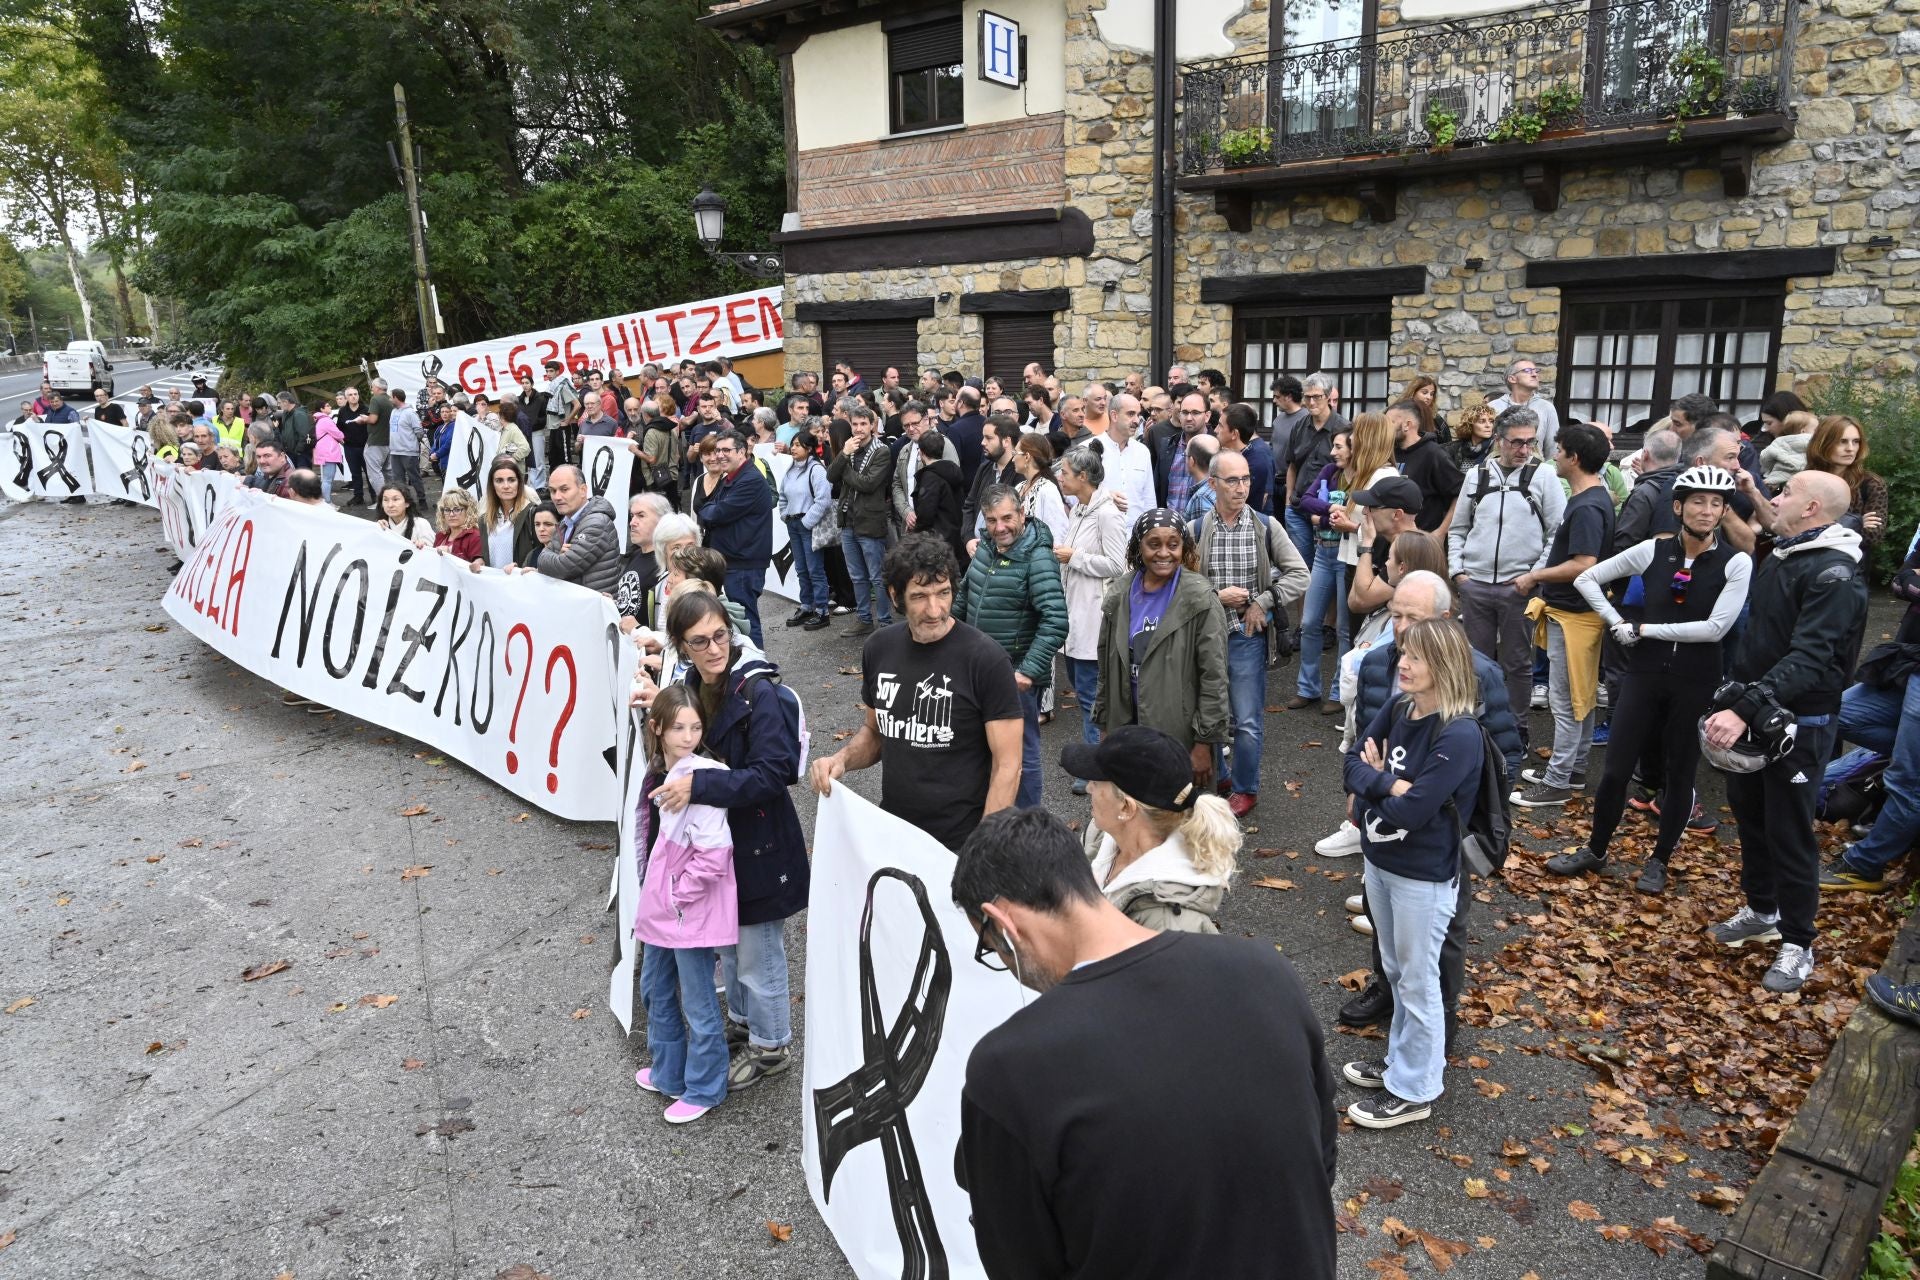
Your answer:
[1526,247,1839,289]
[1214,189,1252,233]
[1356,177,1397,224]
[1521,160,1560,214]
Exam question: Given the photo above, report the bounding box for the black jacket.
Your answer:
[913,457,967,564]
[1730,525,1870,720]
[1614,464,1683,552]
[827,436,895,539]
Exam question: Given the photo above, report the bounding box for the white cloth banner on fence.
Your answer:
[4,421,93,500]
[85,421,160,508]
[376,287,784,399]
[579,436,636,553]
[446,413,499,504]
[162,488,634,821]
[801,787,1023,1280]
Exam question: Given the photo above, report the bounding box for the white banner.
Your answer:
[756,443,801,605]
[1,424,34,502]
[801,787,1023,1280]
[6,420,93,499]
[446,413,499,504]
[154,463,243,562]
[162,489,635,821]
[85,420,160,508]
[579,436,636,552]
[376,287,784,399]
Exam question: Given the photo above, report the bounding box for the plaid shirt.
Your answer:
[1166,436,1194,511]
[1204,506,1262,601]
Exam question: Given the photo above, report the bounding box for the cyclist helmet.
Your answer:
[1670,465,1738,502]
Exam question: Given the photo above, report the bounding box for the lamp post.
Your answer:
[690,186,783,280]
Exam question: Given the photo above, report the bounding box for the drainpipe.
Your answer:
[1150,0,1177,381]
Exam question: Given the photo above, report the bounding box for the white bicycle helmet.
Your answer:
[1670,464,1738,502]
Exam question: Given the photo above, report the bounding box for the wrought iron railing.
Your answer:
[1178,0,1796,174]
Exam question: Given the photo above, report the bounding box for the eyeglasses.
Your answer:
[973,916,1009,972]
[1216,475,1252,486]
[683,629,731,652]
[1670,567,1692,605]
[1502,435,1537,449]
[1303,393,1328,403]
[1512,366,1539,375]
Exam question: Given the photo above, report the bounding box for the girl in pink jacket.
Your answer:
[633,684,739,1122]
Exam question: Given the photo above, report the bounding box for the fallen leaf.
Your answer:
[417,1116,475,1139]
[177,837,203,848]
[399,804,431,817]
[571,1008,591,1020]
[1567,1200,1602,1223]
[767,1220,793,1242]
[402,1058,427,1071]
[1463,1177,1490,1199]
[55,896,70,907]
[486,868,502,876]
[240,959,292,982]
[5,996,35,1015]
[1250,875,1296,891]
[1473,1078,1507,1099]
[125,759,147,772]
[144,854,163,864]
[400,864,433,880]
[578,934,597,945]
[352,932,369,940]
[1337,968,1372,990]
[143,623,167,632]
[325,1002,348,1014]
[175,771,192,780]
[145,1041,164,1054]
[832,730,853,741]
[1362,1175,1405,1203]
[1476,1236,1496,1249]
[1528,1155,1552,1176]
[1692,1185,1743,1213]
[1597,1224,1633,1242]
[357,993,398,1008]
[494,1267,549,1280]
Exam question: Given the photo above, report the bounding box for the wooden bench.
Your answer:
[1708,905,1920,1279]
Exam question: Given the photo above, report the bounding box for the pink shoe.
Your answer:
[663,1099,712,1124]
[634,1068,676,1096]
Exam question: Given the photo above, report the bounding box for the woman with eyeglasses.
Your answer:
[1544,466,1750,894]
[652,589,807,1091]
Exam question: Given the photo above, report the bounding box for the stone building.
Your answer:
[705,0,1918,432]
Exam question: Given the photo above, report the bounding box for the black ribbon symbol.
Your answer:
[7,430,28,492]
[456,422,484,493]
[203,482,219,529]
[121,432,152,500]
[813,868,952,1280]
[37,429,79,493]
[589,443,614,496]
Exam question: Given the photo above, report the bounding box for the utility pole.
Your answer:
[391,83,438,352]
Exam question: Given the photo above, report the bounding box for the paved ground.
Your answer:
[0,497,1899,1278]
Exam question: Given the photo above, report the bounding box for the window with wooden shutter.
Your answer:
[982,312,1055,391]
[821,320,921,388]
[889,16,964,133]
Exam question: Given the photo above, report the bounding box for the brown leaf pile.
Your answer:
[1475,811,1907,1158]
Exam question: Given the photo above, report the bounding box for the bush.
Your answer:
[1863,1130,1919,1280]
[1809,365,1920,581]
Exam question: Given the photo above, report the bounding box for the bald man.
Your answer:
[1082,381,1112,436]
[1704,469,1867,994]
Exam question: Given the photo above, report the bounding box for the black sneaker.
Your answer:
[1348,1091,1432,1129]
[784,606,812,627]
[1342,1059,1389,1089]
[1545,848,1605,876]
[1338,980,1393,1027]
[725,1019,749,1049]
[1512,782,1572,808]
[846,620,874,638]
[1635,860,1670,894]
[802,612,830,631]
[1866,975,1920,1029]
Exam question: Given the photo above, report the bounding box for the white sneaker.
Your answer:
[1344,894,1364,915]
[1350,914,1374,937]
[1530,684,1549,709]
[1315,820,1362,857]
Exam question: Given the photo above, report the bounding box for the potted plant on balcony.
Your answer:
[1538,83,1585,138]
[1666,41,1727,143]
[1424,101,1460,154]
[1218,125,1274,169]
[1487,103,1546,145]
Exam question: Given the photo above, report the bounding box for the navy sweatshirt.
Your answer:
[1342,703,1482,882]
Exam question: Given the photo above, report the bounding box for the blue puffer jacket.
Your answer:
[1352,642,1524,779]
[683,654,808,925]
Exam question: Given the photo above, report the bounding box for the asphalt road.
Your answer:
[0,359,217,409]
[0,496,1889,1278]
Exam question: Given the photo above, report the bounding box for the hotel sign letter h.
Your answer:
[978,10,1023,88]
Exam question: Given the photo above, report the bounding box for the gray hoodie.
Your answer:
[1446,456,1568,583]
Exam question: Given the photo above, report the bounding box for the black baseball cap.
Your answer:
[1060,726,1199,811]
[1351,474,1423,514]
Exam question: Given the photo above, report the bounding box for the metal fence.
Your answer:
[1178,0,1796,173]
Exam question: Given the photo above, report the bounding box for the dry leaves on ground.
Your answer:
[4,996,34,1015]
[400,865,433,880]
[399,804,431,817]
[240,959,292,982]
[402,1058,427,1071]
[495,1267,550,1280]
[1380,1217,1470,1273]
[1251,875,1296,892]
[357,994,398,1009]
[767,1221,793,1242]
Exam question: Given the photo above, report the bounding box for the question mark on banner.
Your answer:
[544,645,577,795]
[504,622,534,774]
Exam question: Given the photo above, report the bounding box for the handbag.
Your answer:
[807,463,840,550]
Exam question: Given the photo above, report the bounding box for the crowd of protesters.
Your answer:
[44,347,1920,1278]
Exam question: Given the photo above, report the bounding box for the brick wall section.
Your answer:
[796,114,1067,228]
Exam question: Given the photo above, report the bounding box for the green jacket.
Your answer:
[1092,567,1230,749]
[955,519,1069,686]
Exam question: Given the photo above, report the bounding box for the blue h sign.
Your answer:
[979,11,1021,87]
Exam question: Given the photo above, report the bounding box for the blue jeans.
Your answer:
[389,453,427,514]
[640,943,728,1107]
[723,566,766,648]
[1840,679,1920,875]
[1213,628,1267,796]
[1296,543,1351,700]
[320,461,341,504]
[1018,687,1044,808]
[841,531,891,624]
[784,517,828,612]
[720,918,792,1049]
[1282,505,1316,565]
[1063,655,1101,746]
[1365,862,1457,1103]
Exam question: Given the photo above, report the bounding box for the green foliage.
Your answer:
[1863,1131,1920,1280]
[1809,365,1920,579]
[1423,102,1459,149]
[1668,41,1727,143]
[1489,83,1583,144]
[1487,106,1545,145]
[1218,126,1274,165]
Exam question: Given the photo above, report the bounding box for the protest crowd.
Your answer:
[18,344,1920,1278]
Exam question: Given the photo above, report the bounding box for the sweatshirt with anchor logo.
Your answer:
[1341,702,1483,883]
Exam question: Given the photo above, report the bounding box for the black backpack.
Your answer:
[1446,717,1512,876]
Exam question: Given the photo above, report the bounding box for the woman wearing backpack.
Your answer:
[1340,617,1484,1130]
[655,590,808,1091]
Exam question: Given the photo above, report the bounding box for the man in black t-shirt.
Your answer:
[954,807,1337,1280]
[1512,422,1615,807]
[809,534,1022,850]
[1390,400,1463,535]
[89,387,128,427]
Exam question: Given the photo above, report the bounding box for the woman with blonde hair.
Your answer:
[1062,726,1240,934]
[1340,616,1484,1129]
[1328,412,1399,575]
[433,488,484,565]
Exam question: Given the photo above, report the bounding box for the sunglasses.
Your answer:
[1670,566,1692,605]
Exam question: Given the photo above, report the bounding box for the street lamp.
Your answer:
[689,185,783,280]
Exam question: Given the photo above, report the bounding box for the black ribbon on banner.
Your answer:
[203,482,219,529]
[37,429,79,492]
[813,868,952,1280]
[456,423,485,494]
[7,429,29,492]
[589,443,614,497]
[121,432,153,500]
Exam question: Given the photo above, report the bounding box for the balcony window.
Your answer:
[1235,303,1392,430]
[1558,285,1781,437]
[889,16,964,134]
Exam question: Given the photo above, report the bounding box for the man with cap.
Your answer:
[1345,474,1426,620]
